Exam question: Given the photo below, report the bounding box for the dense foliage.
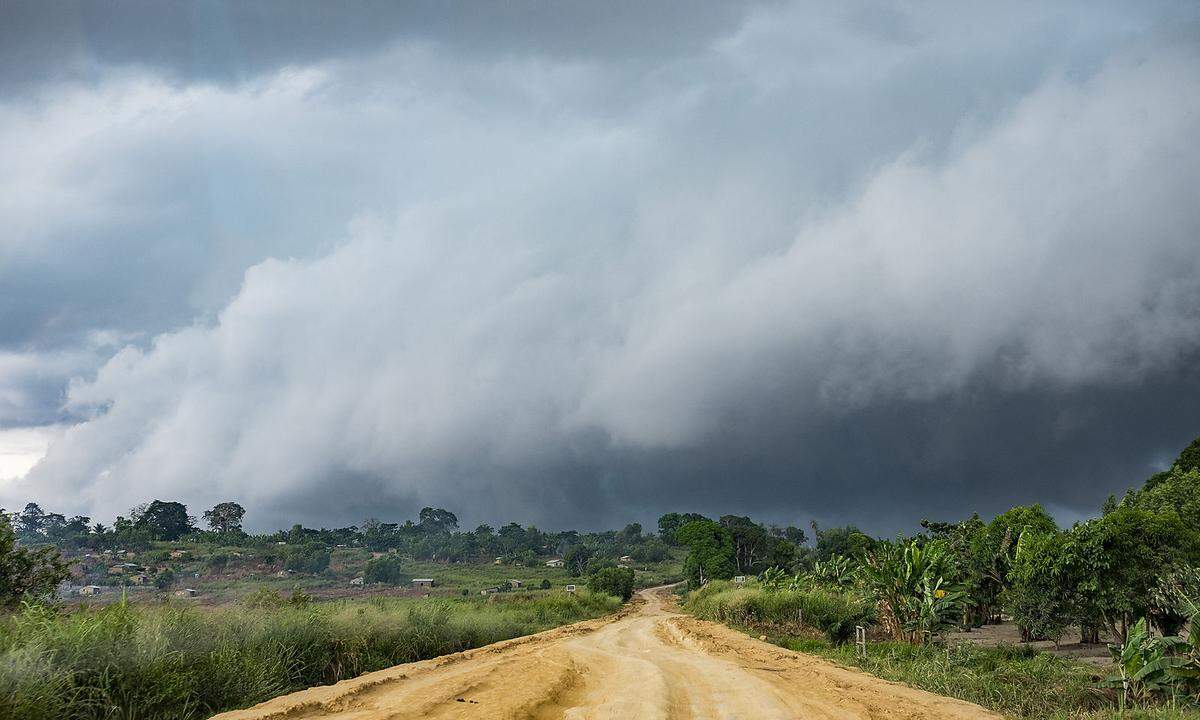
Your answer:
[685,580,874,644]
[362,554,410,585]
[587,566,635,601]
[0,514,68,608]
[674,433,1200,713]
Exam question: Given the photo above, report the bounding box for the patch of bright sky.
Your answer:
[0,425,59,481]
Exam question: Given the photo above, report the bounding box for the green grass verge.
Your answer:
[0,590,620,719]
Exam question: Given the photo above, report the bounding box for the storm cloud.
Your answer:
[2,2,1199,533]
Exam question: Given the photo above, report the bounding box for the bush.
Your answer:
[154,568,175,590]
[685,581,874,644]
[282,542,330,574]
[588,567,635,601]
[540,578,551,590]
[363,555,410,585]
[242,587,286,609]
[204,553,229,572]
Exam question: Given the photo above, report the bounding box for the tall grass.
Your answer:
[0,591,619,720]
[684,580,874,644]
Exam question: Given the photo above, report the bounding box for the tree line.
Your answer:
[669,434,1200,652]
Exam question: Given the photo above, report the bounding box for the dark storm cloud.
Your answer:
[0,0,755,91]
[2,2,1200,534]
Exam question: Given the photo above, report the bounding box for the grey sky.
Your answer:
[1,1,1199,534]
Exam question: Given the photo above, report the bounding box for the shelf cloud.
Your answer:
[3,2,1199,533]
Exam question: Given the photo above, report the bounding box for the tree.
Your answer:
[203,502,246,535]
[812,524,874,562]
[1130,466,1200,527]
[770,525,808,546]
[136,500,194,540]
[676,519,736,587]
[969,504,1058,623]
[418,507,459,534]
[282,542,331,574]
[15,503,45,538]
[155,567,176,590]
[719,515,773,574]
[631,538,669,563]
[588,566,635,601]
[564,545,592,576]
[1005,530,1072,642]
[363,555,410,585]
[657,512,708,544]
[1144,433,1200,490]
[0,512,68,607]
[1060,506,1200,643]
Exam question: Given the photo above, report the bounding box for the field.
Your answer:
[58,542,686,606]
[0,589,621,720]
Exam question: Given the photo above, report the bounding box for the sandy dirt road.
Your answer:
[212,587,999,720]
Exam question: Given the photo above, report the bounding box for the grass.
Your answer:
[684,579,874,643]
[683,582,1200,719]
[0,590,620,720]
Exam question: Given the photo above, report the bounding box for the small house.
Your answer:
[78,585,104,596]
[508,579,523,588]
[174,588,198,598]
[349,577,364,586]
[108,566,126,575]
[481,587,498,595]
[412,578,435,588]
[544,558,564,568]
[129,573,150,585]
[619,555,634,564]
[733,575,746,584]
[493,557,503,565]
[169,549,187,559]
[564,584,576,594]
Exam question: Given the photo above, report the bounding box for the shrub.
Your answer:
[282,542,330,574]
[363,555,410,585]
[242,588,286,609]
[685,581,873,644]
[588,567,635,601]
[154,568,175,590]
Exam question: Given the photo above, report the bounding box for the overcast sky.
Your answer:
[2,1,1199,535]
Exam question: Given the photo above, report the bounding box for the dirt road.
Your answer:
[212,587,999,720]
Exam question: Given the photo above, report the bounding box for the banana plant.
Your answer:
[860,539,959,643]
[902,574,966,642]
[759,566,789,592]
[1104,617,1196,705]
[813,554,857,588]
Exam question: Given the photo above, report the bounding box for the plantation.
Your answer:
[672,435,1200,715]
[0,590,619,719]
